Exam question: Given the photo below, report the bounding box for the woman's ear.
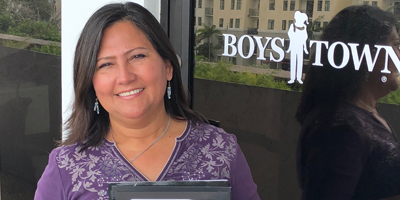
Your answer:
[166,60,173,81]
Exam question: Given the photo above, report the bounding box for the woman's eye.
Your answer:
[98,62,112,69]
[129,54,146,61]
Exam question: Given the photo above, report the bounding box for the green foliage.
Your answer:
[8,18,60,42]
[0,14,12,33]
[379,90,400,105]
[194,61,294,91]
[29,44,61,55]
[196,42,219,60]
[194,60,400,105]
[0,39,30,49]
[195,24,222,61]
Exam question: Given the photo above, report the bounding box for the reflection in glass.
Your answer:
[0,47,61,199]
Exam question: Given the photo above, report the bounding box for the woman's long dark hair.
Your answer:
[296,5,398,190]
[63,2,207,150]
[296,5,398,125]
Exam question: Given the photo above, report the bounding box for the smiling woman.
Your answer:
[34,2,260,200]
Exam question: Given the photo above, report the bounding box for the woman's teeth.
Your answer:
[118,88,143,97]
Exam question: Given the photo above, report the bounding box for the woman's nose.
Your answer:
[116,63,136,84]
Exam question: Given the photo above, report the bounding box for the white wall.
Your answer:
[61,0,160,140]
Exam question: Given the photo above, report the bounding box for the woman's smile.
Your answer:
[117,88,144,97]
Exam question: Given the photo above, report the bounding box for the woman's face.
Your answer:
[371,26,400,94]
[92,21,173,121]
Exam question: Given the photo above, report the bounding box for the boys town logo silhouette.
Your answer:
[222,11,400,84]
[287,11,309,84]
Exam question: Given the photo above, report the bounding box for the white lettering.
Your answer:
[310,40,329,66]
[348,43,382,72]
[253,36,272,60]
[377,45,400,74]
[222,34,237,57]
[221,33,399,76]
[270,37,285,62]
[328,42,350,69]
[237,35,255,59]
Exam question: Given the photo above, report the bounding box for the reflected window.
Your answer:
[229,18,233,28]
[317,1,322,11]
[198,17,202,26]
[290,1,295,11]
[218,36,223,45]
[268,19,274,30]
[198,0,202,8]
[314,21,321,31]
[325,0,330,11]
[372,1,378,6]
[282,20,287,30]
[237,0,242,10]
[231,0,234,10]
[235,18,240,28]
[363,1,369,5]
[269,0,275,10]
[220,0,224,10]
[283,1,288,11]
[219,18,224,27]
[284,39,290,50]
[323,21,329,28]
[289,20,294,26]
[229,57,236,64]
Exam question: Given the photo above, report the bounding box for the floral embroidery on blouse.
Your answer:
[53,121,238,200]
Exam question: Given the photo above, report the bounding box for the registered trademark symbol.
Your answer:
[381,76,387,83]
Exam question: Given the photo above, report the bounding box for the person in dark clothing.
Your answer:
[296,5,400,200]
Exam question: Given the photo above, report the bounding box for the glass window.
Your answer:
[283,1,288,11]
[235,18,240,28]
[268,19,274,30]
[284,39,290,50]
[218,36,223,45]
[237,0,242,10]
[363,1,369,5]
[289,19,294,26]
[269,0,275,10]
[220,0,224,10]
[282,20,287,30]
[290,1,296,11]
[191,3,400,199]
[229,57,236,64]
[323,21,329,28]
[231,0,235,10]
[198,17,202,26]
[325,0,330,11]
[314,21,321,31]
[198,0,202,8]
[317,0,322,11]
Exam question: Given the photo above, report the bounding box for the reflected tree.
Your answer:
[195,24,222,61]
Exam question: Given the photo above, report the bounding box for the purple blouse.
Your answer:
[35,121,260,200]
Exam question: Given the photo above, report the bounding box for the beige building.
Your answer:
[195,0,400,67]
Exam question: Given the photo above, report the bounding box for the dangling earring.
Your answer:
[94,98,100,114]
[167,81,171,99]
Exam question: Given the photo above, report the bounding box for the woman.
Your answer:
[34,3,259,200]
[296,5,400,200]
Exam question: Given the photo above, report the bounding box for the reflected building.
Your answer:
[195,0,400,69]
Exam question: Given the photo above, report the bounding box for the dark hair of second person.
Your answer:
[296,5,400,200]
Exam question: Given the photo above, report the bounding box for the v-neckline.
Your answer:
[105,121,191,181]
